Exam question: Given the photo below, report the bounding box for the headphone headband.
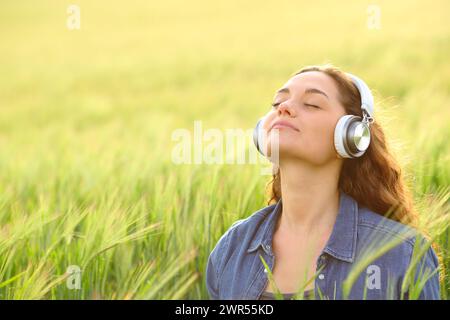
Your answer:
[345,73,374,119]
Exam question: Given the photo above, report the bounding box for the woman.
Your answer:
[205,65,440,300]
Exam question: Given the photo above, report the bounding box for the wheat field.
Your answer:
[0,0,448,299]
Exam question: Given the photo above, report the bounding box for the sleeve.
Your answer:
[403,235,441,300]
[416,245,440,300]
[205,219,243,300]
[205,248,220,300]
[205,231,231,300]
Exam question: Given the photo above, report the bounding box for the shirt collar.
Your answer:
[246,189,358,263]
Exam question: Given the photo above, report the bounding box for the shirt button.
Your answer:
[318,274,325,280]
[264,269,268,273]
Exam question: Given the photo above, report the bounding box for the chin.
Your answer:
[266,139,299,158]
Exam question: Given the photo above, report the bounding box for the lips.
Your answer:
[270,120,299,132]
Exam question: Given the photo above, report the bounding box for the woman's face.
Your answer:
[263,71,347,165]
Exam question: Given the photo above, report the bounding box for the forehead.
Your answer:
[280,71,340,100]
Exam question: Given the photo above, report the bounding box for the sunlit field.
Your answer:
[0,0,449,299]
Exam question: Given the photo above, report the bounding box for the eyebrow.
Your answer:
[275,87,329,100]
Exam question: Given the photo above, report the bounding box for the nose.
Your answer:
[277,101,296,117]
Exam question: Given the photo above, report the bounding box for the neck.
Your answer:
[276,158,342,236]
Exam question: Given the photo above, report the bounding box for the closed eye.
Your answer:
[271,102,320,109]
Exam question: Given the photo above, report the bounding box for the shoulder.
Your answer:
[207,204,275,267]
[225,204,276,237]
[356,205,439,274]
[357,205,417,247]
[356,205,440,299]
[213,204,275,250]
[205,204,276,298]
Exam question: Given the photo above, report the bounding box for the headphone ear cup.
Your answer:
[334,115,353,158]
[253,118,266,156]
[334,115,370,158]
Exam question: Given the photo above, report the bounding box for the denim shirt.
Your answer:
[206,190,440,300]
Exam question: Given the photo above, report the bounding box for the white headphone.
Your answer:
[253,72,375,159]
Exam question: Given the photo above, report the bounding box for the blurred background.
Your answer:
[0,0,448,299]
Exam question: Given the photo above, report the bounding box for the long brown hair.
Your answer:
[266,64,418,227]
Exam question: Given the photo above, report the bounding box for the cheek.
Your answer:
[262,112,276,131]
[316,120,335,143]
[295,118,337,156]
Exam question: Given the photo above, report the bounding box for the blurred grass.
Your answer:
[0,0,449,299]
